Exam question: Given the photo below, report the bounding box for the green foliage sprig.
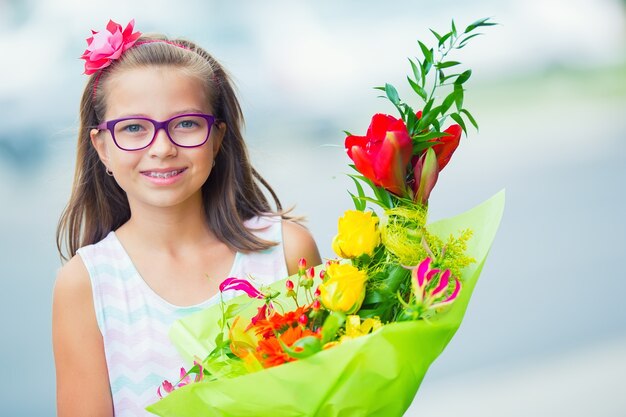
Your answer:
[376,17,496,144]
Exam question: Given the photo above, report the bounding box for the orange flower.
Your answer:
[252,305,310,339]
[255,326,317,368]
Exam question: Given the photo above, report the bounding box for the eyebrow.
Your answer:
[114,109,208,119]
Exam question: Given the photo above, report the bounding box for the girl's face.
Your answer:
[91,66,225,213]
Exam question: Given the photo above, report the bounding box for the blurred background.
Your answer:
[1,0,625,415]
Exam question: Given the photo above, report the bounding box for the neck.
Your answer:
[119,193,219,253]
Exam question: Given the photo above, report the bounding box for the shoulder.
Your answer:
[52,254,98,343]
[53,254,92,304]
[281,220,322,275]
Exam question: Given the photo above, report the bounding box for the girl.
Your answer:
[52,20,321,417]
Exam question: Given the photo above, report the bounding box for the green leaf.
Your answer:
[418,40,433,63]
[429,29,442,42]
[435,61,461,69]
[280,336,322,360]
[407,77,427,101]
[385,83,400,105]
[440,90,457,115]
[432,118,441,132]
[440,73,461,83]
[348,174,366,199]
[460,108,479,130]
[422,98,434,116]
[223,302,250,320]
[450,112,467,134]
[458,32,483,48]
[451,19,457,36]
[455,69,472,85]
[363,289,389,304]
[213,332,225,351]
[413,141,435,154]
[361,196,392,209]
[438,32,453,48]
[373,184,394,209]
[351,174,394,209]
[454,83,464,110]
[405,107,419,135]
[373,86,386,92]
[408,58,421,82]
[385,265,411,294]
[417,106,441,131]
[348,192,364,211]
[437,69,445,85]
[464,17,496,34]
[421,60,432,83]
[348,191,366,211]
[321,311,346,344]
[414,130,451,141]
[348,174,375,197]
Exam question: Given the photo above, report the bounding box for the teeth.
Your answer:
[146,169,182,179]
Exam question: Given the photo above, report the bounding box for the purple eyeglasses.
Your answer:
[96,113,217,151]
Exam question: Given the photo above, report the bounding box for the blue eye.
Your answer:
[176,119,199,129]
[124,124,144,133]
[114,119,152,138]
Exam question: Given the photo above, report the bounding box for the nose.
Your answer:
[147,127,177,158]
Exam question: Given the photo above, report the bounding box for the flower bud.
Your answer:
[306,267,315,280]
[298,314,309,325]
[319,270,325,280]
[298,258,307,275]
[312,299,321,311]
[285,279,294,291]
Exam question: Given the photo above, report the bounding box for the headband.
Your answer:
[80,19,191,101]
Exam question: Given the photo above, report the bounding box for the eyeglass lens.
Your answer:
[112,115,211,150]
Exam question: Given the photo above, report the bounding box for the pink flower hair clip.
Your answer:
[80,19,142,75]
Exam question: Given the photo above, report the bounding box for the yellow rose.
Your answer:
[318,263,367,314]
[332,210,380,259]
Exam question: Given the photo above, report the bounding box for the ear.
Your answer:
[90,128,110,167]
[211,121,226,156]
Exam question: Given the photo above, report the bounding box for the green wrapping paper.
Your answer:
[147,190,505,417]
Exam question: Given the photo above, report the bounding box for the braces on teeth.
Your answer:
[147,170,182,179]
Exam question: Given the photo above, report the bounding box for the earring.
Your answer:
[105,167,114,176]
[212,160,216,167]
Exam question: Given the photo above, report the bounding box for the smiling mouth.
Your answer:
[142,168,187,179]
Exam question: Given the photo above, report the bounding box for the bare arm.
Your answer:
[282,220,322,275]
[52,256,113,417]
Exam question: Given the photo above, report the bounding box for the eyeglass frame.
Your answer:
[96,113,217,151]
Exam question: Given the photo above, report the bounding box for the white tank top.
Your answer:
[77,216,288,417]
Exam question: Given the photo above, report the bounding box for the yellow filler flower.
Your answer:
[319,263,367,314]
[332,210,380,259]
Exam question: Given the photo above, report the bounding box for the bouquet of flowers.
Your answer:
[147,17,502,417]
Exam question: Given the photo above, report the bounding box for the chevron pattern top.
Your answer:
[77,216,288,417]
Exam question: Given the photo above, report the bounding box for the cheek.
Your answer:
[108,151,143,183]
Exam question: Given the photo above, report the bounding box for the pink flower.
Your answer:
[156,380,174,399]
[219,277,265,299]
[410,257,461,312]
[157,362,204,398]
[80,19,142,75]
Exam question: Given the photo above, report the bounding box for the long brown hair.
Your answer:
[56,34,287,261]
